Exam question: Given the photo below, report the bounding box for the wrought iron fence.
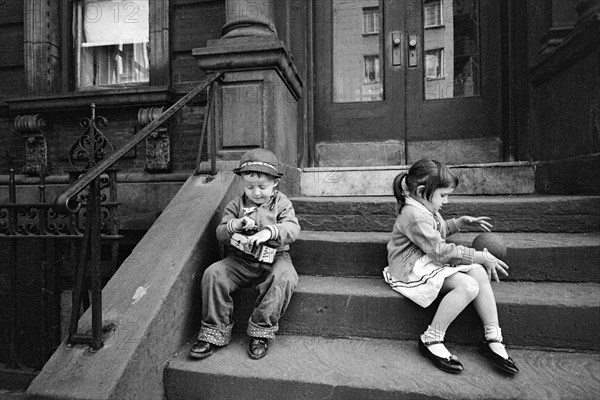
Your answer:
[0,146,119,369]
[1,73,222,369]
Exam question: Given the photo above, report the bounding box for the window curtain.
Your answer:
[79,0,149,86]
[82,0,149,46]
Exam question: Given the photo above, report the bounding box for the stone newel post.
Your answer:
[222,0,277,38]
[193,0,303,193]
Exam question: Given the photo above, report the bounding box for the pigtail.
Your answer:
[392,173,408,214]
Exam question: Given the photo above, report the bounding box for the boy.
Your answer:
[190,148,300,360]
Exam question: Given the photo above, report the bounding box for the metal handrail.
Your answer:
[55,73,222,213]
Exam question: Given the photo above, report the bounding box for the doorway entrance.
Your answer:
[313,0,504,166]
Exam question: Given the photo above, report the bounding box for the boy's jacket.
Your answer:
[216,190,300,253]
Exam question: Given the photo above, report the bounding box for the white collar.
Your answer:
[404,196,435,216]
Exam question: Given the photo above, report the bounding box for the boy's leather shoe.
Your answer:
[478,340,519,375]
[189,340,216,359]
[248,338,269,360]
[418,339,464,374]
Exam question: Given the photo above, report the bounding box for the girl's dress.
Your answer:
[384,197,478,308]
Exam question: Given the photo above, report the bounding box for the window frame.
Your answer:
[362,6,380,36]
[72,0,169,91]
[363,55,381,84]
[424,0,443,29]
[425,48,445,79]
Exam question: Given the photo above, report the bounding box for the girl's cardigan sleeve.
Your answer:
[404,214,474,266]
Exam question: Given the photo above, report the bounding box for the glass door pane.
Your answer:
[423,0,480,100]
[332,0,383,103]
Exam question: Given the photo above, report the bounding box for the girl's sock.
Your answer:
[484,323,509,359]
[421,325,452,359]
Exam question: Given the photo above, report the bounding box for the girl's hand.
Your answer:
[457,216,493,232]
[234,216,256,231]
[247,229,272,249]
[478,249,509,282]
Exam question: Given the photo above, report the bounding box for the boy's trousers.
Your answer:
[197,252,298,346]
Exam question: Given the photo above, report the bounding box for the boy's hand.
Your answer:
[457,216,492,232]
[247,229,272,249]
[234,216,256,231]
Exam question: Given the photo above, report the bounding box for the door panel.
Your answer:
[405,0,502,147]
[313,0,504,164]
[314,0,405,143]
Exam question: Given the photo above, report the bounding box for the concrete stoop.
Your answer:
[300,162,537,196]
[228,276,600,351]
[291,231,600,282]
[25,164,598,400]
[163,189,600,400]
[164,334,600,400]
[291,195,600,233]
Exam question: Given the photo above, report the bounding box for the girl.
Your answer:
[383,159,518,374]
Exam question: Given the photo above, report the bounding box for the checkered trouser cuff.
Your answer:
[197,322,232,346]
[247,319,278,339]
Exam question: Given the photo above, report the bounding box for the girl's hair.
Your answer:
[392,159,459,212]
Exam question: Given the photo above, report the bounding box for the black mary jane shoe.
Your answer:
[248,338,269,360]
[478,339,519,375]
[189,340,217,359]
[418,339,464,374]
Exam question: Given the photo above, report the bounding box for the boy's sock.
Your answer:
[420,325,452,359]
[484,323,509,359]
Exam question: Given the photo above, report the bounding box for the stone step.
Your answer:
[165,334,600,400]
[289,231,600,282]
[230,276,600,352]
[300,162,536,196]
[291,195,600,233]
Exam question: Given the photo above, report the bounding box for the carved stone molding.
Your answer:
[14,114,48,175]
[138,107,171,172]
[23,0,60,94]
[222,0,277,39]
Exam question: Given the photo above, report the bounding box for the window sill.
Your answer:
[5,86,172,113]
[424,24,445,29]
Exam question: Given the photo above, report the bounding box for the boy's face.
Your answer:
[242,172,278,205]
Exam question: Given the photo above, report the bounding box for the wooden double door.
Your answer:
[313,0,504,164]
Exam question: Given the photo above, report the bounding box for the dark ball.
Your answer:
[472,232,507,259]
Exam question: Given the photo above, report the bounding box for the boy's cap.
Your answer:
[233,148,283,178]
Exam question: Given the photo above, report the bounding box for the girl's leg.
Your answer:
[466,265,498,325]
[424,273,479,358]
[466,265,508,358]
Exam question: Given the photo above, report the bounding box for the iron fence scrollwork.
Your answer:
[1,74,222,366]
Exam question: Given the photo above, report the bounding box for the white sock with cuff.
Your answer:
[421,325,452,359]
[484,323,509,359]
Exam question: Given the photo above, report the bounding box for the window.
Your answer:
[425,49,444,78]
[362,7,380,35]
[364,56,380,83]
[424,0,442,28]
[75,0,150,88]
